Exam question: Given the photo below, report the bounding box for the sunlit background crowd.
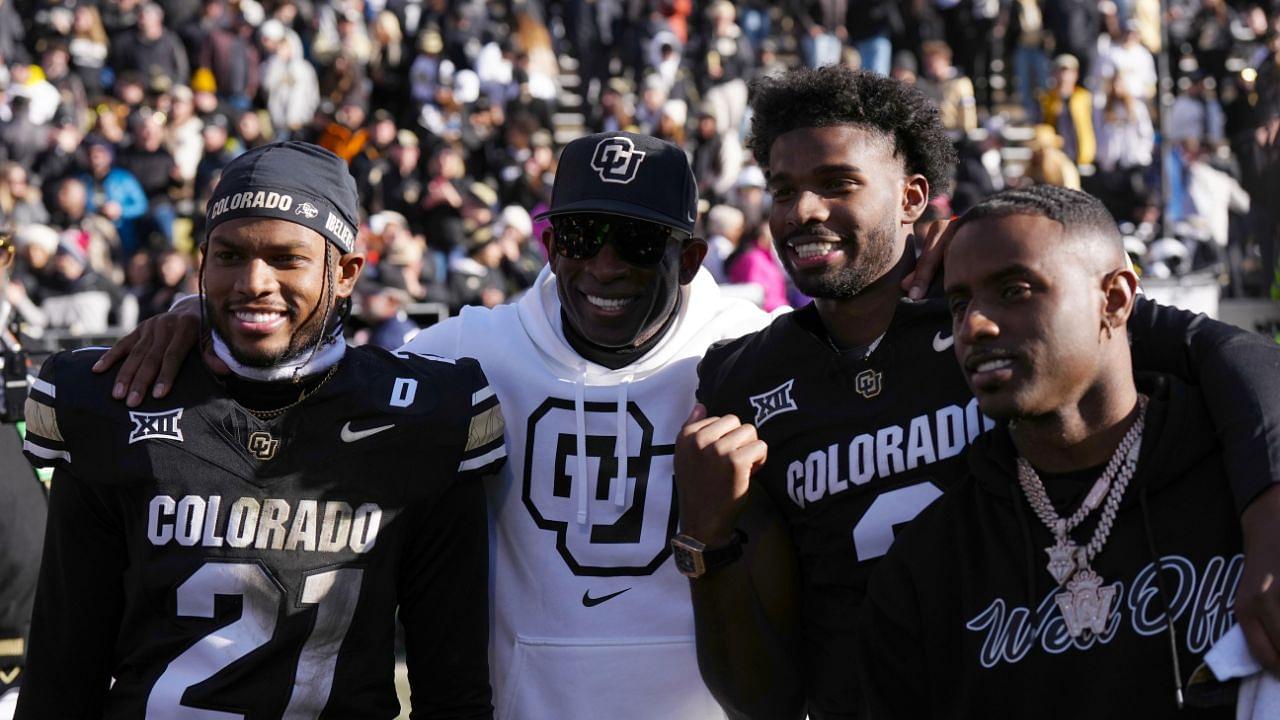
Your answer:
[1,0,1278,353]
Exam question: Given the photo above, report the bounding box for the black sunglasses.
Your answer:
[550,213,690,267]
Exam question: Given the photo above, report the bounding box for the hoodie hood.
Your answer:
[516,263,750,384]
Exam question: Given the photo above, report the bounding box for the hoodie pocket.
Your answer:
[497,634,726,720]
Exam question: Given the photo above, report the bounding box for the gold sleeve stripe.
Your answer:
[466,404,505,452]
[24,397,62,441]
[0,638,24,657]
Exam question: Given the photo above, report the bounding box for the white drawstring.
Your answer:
[574,367,589,525]
[614,376,633,507]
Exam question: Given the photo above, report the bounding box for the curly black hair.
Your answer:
[956,185,1122,249]
[747,66,957,198]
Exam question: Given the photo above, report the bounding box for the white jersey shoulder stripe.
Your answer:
[24,439,70,463]
[457,444,506,472]
[30,377,56,399]
[472,385,495,406]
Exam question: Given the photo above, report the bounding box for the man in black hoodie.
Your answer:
[858,185,1243,717]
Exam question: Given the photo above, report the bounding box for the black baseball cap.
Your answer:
[537,131,699,234]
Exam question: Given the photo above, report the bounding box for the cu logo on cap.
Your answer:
[590,137,646,184]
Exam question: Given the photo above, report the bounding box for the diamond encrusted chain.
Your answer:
[1015,395,1148,637]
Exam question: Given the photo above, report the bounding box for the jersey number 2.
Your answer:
[145,561,364,719]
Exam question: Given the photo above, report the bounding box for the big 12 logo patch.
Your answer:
[523,398,677,576]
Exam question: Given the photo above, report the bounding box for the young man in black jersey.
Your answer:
[674,66,1280,719]
[858,186,1244,717]
[17,142,504,719]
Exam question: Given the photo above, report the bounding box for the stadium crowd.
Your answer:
[0,0,1278,352]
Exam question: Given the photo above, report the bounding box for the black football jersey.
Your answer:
[18,345,505,720]
[697,298,978,718]
[697,292,1280,719]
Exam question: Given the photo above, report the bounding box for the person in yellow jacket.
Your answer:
[1040,54,1096,167]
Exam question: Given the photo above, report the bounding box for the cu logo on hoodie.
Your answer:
[523,398,677,576]
[590,137,646,184]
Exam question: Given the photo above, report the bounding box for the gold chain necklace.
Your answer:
[243,360,342,420]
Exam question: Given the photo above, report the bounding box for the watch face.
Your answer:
[673,547,698,575]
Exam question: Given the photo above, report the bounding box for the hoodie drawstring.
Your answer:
[1139,486,1185,709]
[574,367,589,525]
[614,376,633,507]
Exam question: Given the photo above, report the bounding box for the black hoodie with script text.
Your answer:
[858,374,1239,719]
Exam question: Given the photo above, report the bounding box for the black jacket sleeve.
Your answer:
[14,467,125,720]
[398,476,492,720]
[857,548,929,720]
[1127,296,1280,511]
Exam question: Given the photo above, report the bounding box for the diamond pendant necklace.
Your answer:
[1016,395,1148,638]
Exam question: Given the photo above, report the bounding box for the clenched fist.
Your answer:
[674,403,768,548]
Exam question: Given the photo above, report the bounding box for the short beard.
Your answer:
[208,302,330,368]
[782,216,900,300]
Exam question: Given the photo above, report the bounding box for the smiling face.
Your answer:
[944,213,1131,421]
[766,124,925,299]
[203,218,363,367]
[547,216,705,350]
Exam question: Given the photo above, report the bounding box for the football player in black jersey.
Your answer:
[674,66,1280,719]
[17,142,503,719]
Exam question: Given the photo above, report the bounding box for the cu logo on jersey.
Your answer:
[590,137,646,184]
[523,398,677,576]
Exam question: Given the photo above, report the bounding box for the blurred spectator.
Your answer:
[198,3,259,111]
[733,164,770,228]
[1093,74,1155,221]
[1173,139,1251,269]
[356,282,420,349]
[846,0,899,76]
[1093,18,1157,101]
[449,226,509,309]
[77,138,148,256]
[235,110,270,151]
[34,117,83,196]
[952,118,1007,213]
[1027,123,1082,189]
[1040,53,1095,166]
[69,5,110,96]
[0,97,51,171]
[1168,71,1227,147]
[40,43,88,124]
[1005,0,1053,120]
[165,86,203,190]
[368,11,411,120]
[918,40,977,134]
[1189,0,1238,85]
[113,3,189,90]
[702,204,746,283]
[258,23,320,138]
[1043,0,1101,79]
[793,0,847,69]
[49,177,119,262]
[726,224,788,311]
[193,114,233,202]
[0,162,50,228]
[374,214,453,307]
[494,204,543,293]
[117,111,180,245]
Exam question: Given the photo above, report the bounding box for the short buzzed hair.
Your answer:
[955,185,1123,252]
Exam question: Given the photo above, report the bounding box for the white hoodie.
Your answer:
[402,265,770,719]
